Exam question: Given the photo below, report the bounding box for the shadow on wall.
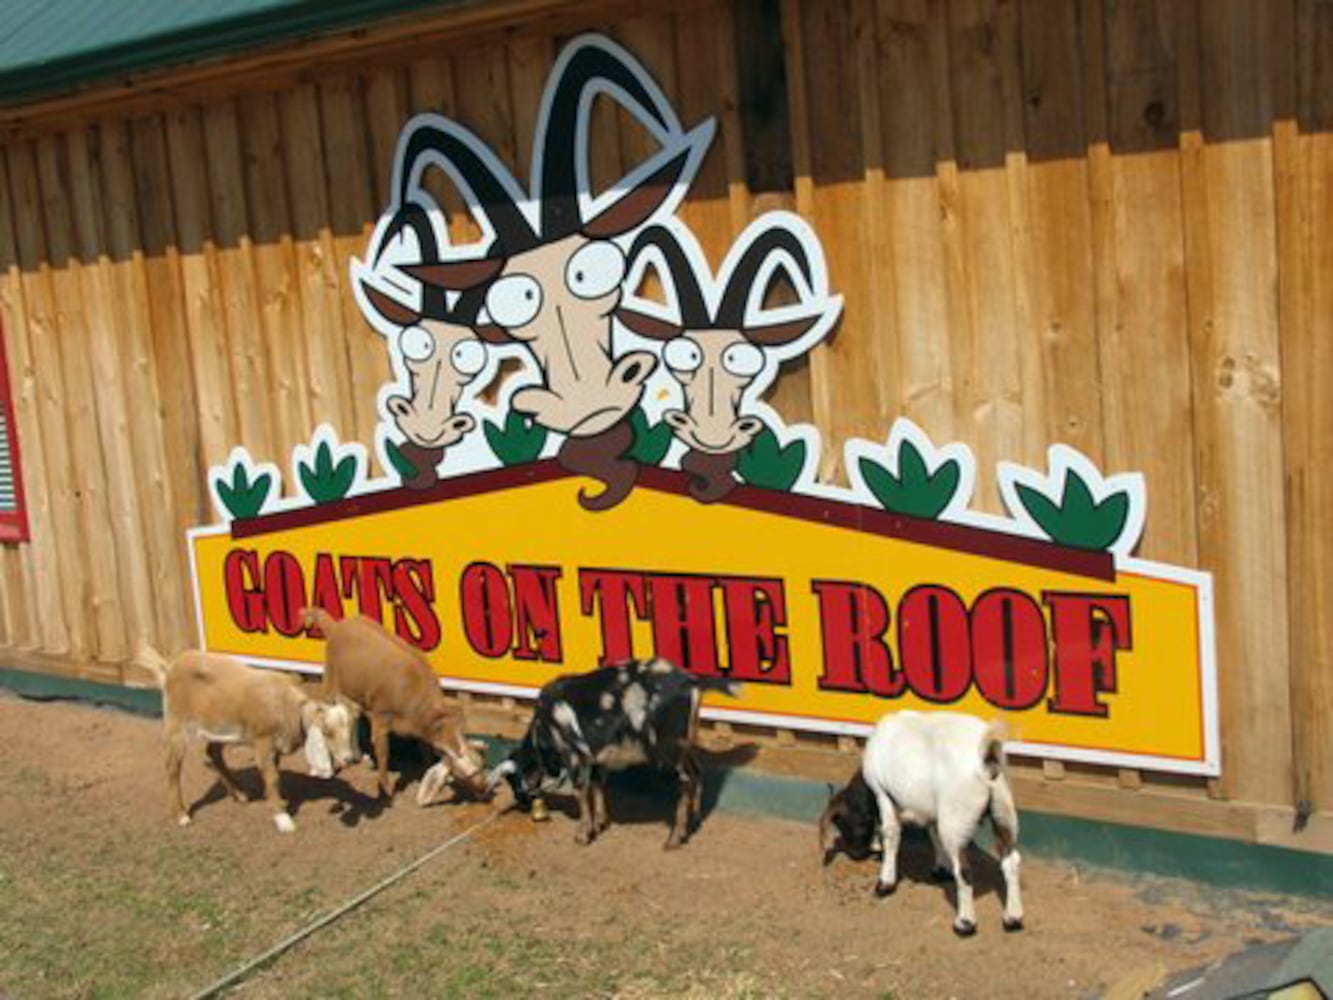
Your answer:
[0,0,1327,271]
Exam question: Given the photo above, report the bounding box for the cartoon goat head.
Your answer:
[353,202,502,488]
[619,213,842,502]
[383,35,714,508]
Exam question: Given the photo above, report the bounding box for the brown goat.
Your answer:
[302,609,489,803]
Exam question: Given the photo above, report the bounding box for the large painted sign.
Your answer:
[188,35,1218,776]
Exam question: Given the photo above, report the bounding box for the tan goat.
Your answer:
[133,644,358,833]
[302,609,489,803]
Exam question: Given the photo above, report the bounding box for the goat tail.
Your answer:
[981,718,1009,780]
[130,640,171,687]
[692,676,743,699]
[301,606,337,636]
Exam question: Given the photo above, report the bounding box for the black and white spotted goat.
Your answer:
[819,711,1025,937]
[488,659,739,848]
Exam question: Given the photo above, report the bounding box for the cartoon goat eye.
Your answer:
[399,326,435,363]
[450,339,486,377]
[722,343,764,378]
[565,241,626,300]
[663,338,703,373]
[485,275,543,329]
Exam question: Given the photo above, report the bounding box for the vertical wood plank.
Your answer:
[674,4,734,268]
[34,134,125,668]
[98,117,191,650]
[279,85,357,435]
[129,114,207,529]
[1177,0,1292,802]
[237,93,314,460]
[65,127,153,654]
[318,77,383,452]
[784,0,888,482]
[1018,1,1103,457]
[1100,0,1198,565]
[941,0,1025,503]
[874,0,956,440]
[164,107,239,469]
[0,155,52,651]
[1283,0,1333,813]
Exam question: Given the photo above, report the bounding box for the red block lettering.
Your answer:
[1044,592,1133,717]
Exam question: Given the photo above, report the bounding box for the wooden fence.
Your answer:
[0,0,1328,849]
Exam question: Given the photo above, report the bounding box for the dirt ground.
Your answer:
[0,694,1327,1000]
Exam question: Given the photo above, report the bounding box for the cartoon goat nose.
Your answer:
[664,411,691,431]
[448,414,475,435]
[387,396,413,419]
[735,417,764,437]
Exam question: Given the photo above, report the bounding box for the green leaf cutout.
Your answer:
[298,439,358,504]
[484,410,547,466]
[1014,470,1132,551]
[858,438,962,520]
[627,406,673,467]
[214,464,273,519]
[737,426,807,492]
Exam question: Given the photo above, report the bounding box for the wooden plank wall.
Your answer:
[0,0,1328,842]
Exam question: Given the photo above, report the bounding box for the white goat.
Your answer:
[819,710,1024,936]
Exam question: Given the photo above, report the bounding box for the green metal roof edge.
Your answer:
[0,0,470,108]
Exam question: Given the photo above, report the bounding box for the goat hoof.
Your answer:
[575,829,594,846]
[176,814,191,827]
[663,837,684,852]
[273,812,296,834]
[952,919,977,938]
[930,866,953,882]
[1003,917,1025,933]
[873,880,896,897]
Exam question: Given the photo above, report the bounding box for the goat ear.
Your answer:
[361,282,420,328]
[742,313,824,348]
[616,307,683,342]
[416,760,453,807]
[402,258,504,292]
[581,148,691,239]
[474,323,515,345]
[304,724,334,779]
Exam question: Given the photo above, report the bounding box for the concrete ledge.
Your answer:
[3,665,1331,901]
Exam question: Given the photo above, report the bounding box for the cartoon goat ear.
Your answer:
[615,307,684,341]
[361,282,420,328]
[742,313,825,348]
[402,257,504,292]
[581,148,692,239]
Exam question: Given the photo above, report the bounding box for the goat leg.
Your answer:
[165,731,190,827]
[370,714,393,801]
[590,769,610,834]
[575,782,597,845]
[872,790,901,896]
[665,761,695,850]
[254,737,295,834]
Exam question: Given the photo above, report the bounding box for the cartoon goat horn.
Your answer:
[397,120,538,253]
[624,225,712,332]
[537,38,677,240]
[715,226,815,330]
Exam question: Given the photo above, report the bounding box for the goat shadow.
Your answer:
[186,761,385,829]
[526,743,762,836]
[829,826,1012,912]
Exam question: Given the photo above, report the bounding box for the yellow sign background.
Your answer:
[191,474,1216,775]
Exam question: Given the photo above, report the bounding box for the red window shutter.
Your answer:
[0,322,29,542]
